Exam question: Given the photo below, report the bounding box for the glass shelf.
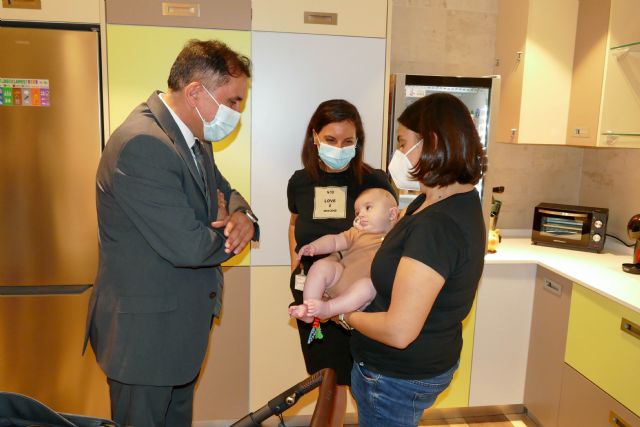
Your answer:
[610,41,640,52]
[601,132,640,137]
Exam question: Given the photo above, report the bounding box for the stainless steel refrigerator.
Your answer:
[387,74,500,217]
[0,22,109,417]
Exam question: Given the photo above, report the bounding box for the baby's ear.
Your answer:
[389,206,400,221]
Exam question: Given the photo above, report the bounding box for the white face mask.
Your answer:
[194,84,241,142]
[388,139,423,191]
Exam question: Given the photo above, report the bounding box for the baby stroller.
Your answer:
[0,368,336,427]
[232,368,336,427]
[0,391,117,427]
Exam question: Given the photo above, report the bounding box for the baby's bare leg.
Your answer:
[307,277,377,320]
[288,258,344,323]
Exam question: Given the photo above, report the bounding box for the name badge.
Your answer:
[294,274,306,291]
[313,186,347,219]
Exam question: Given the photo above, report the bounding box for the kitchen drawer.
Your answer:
[565,285,640,415]
[251,0,388,38]
[558,363,640,427]
[105,0,251,30]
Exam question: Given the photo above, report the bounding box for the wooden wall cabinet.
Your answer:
[523,267,573,427]
[0,0,99,23]
[105,0,250,29]
[566,0,640,148]
[251,0,387,38]
[494,0,579,144]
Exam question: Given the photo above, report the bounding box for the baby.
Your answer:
[289,188,399,322]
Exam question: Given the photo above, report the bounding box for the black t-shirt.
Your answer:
[287,167,396,255]
[351,190,486,379]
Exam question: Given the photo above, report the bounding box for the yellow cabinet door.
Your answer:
[252,0,388,38]
[565,285,640,415]
[433,300,476,408]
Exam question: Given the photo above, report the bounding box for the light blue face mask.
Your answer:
[194,84,241,142]
[318,142,357,170]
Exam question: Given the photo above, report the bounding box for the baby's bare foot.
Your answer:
[306,299,332,320]
[289,304,314,323]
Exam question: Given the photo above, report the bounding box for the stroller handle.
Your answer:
[231,368,336,427]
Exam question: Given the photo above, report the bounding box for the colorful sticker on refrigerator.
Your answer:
[0,78,49,107]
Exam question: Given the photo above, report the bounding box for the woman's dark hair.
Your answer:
[398,93,487,187]
[168,39,251,91]
[301,99,372,183]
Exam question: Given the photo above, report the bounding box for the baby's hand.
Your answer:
[297,244,316,259]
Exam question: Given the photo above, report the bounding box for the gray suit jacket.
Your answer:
[84,91,254,386]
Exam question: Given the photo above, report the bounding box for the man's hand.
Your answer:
[215,190,230,222]
[212,211,255,254]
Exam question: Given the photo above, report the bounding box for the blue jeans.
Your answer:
[351,360,459,427]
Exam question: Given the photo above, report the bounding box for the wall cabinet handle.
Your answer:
[610,411,630,427]
[162,2,200,17]
[304,11,338,25]
[620,318,640,341]
[542,278,562,297]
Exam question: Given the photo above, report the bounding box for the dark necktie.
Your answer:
[191,139,210,200]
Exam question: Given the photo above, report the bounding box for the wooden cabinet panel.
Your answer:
[598,0,640,147]
[105,0,251,30]
[252,0,388,38]
[565,284,640,416]
[558,363,640,427]
[523,267,573,427]
[495,0,579,144]
[565,0,610,147]
[469,264,536,406]
[0,0,99,23]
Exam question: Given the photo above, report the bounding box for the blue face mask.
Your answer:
[317,142,356,170]
[194,84,241,142]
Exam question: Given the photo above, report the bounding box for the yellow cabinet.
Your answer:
[565,285,640,416]
[433,300,476,408]
[567,0,640,147]
[494,0,579,144]
[251,0,388,38]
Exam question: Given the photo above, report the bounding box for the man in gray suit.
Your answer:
[84,39,259,427]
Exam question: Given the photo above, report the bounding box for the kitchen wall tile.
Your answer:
[445,9,497,76]
[484,143,584,230]
[390,3,447,74]
[579,148,640,241]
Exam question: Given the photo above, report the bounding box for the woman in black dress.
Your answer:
[287,99,395,426]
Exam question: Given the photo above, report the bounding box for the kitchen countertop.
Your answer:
[485,233,640,313]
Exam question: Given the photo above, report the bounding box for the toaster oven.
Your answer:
[531,203,609,252]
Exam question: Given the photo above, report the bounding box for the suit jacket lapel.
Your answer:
[146,92,209,204]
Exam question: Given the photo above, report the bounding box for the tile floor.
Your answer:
[419,413,536,427]
[344,413,536,427]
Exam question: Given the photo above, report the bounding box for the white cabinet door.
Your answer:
[469,263,536,406]
[250,32,386,266]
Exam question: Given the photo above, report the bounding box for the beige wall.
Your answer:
[390,0,639,239]
[580,149,640,239]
